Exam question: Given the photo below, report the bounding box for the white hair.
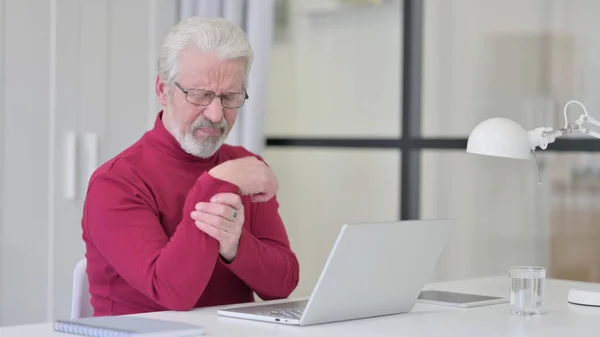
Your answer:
[157,16,254,89]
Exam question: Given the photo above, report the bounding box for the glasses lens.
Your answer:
[186,90,214,106]
[222,93,247,108]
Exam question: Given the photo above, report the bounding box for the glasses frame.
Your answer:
[174,82,249,109]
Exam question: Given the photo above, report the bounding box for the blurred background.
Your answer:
[2,0,600,328]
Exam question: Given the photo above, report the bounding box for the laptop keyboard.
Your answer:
[221,299,309,321]
[263,308,304,319]
[250,300,307,319]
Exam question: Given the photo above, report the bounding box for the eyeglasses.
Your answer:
[174,82,249,109]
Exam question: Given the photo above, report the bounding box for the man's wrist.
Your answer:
[208,168,238,188]
[219,246,239,263]
[208,167,223,180]
[207,169,244,196]
[219,254,234,264]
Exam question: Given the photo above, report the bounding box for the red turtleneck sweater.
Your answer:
[82,112,299,316]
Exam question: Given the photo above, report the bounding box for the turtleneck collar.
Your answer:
[145,111,221,164]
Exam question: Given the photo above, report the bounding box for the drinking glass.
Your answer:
[508,266,545,315]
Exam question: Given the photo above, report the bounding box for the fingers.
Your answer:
[194,200,240,221]
[251,192,274,202]
[194,221,223,241]
[260,169,279,196]
[252,171,277,202]
[249,168,277,202]
[243,160,277,198]
[210,193,243,210]
[191,210,235,232]
[270,171,279,191]
[192,206,243,257]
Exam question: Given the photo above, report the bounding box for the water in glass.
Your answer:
[509,266,545,315]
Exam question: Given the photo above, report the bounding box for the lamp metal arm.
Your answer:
[572,115,600,139]
[561,99,600,139]
[528,127,565,150]
[529,100,600,150]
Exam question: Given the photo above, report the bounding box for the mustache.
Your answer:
[190,118,228,133]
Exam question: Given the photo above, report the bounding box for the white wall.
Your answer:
[1,0,53,326]
[266,0,402,138]
[422,0,569,137]
[0,0,177,326]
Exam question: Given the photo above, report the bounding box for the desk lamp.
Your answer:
[466,100,600,307]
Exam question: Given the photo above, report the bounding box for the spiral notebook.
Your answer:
[53,316,204,337]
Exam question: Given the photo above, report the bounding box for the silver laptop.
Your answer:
[217,219,452,326]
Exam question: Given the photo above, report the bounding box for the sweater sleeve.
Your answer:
[222,195,300,300]
[83,171,239,311]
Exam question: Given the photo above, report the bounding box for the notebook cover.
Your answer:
[54,316,204,336]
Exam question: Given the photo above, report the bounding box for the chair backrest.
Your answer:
[71,258,94,319]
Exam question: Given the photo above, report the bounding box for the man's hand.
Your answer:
[191,193,244,262]
[208,156,278,202]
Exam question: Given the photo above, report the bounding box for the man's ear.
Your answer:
[155,75,169,107]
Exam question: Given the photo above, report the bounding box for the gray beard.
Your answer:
[178,118,228,158]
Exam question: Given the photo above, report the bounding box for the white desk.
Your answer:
[1,276,599,336]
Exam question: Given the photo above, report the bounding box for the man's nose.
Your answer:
[203,97,224,123]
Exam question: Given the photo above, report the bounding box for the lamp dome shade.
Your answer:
[466,117,532,160]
